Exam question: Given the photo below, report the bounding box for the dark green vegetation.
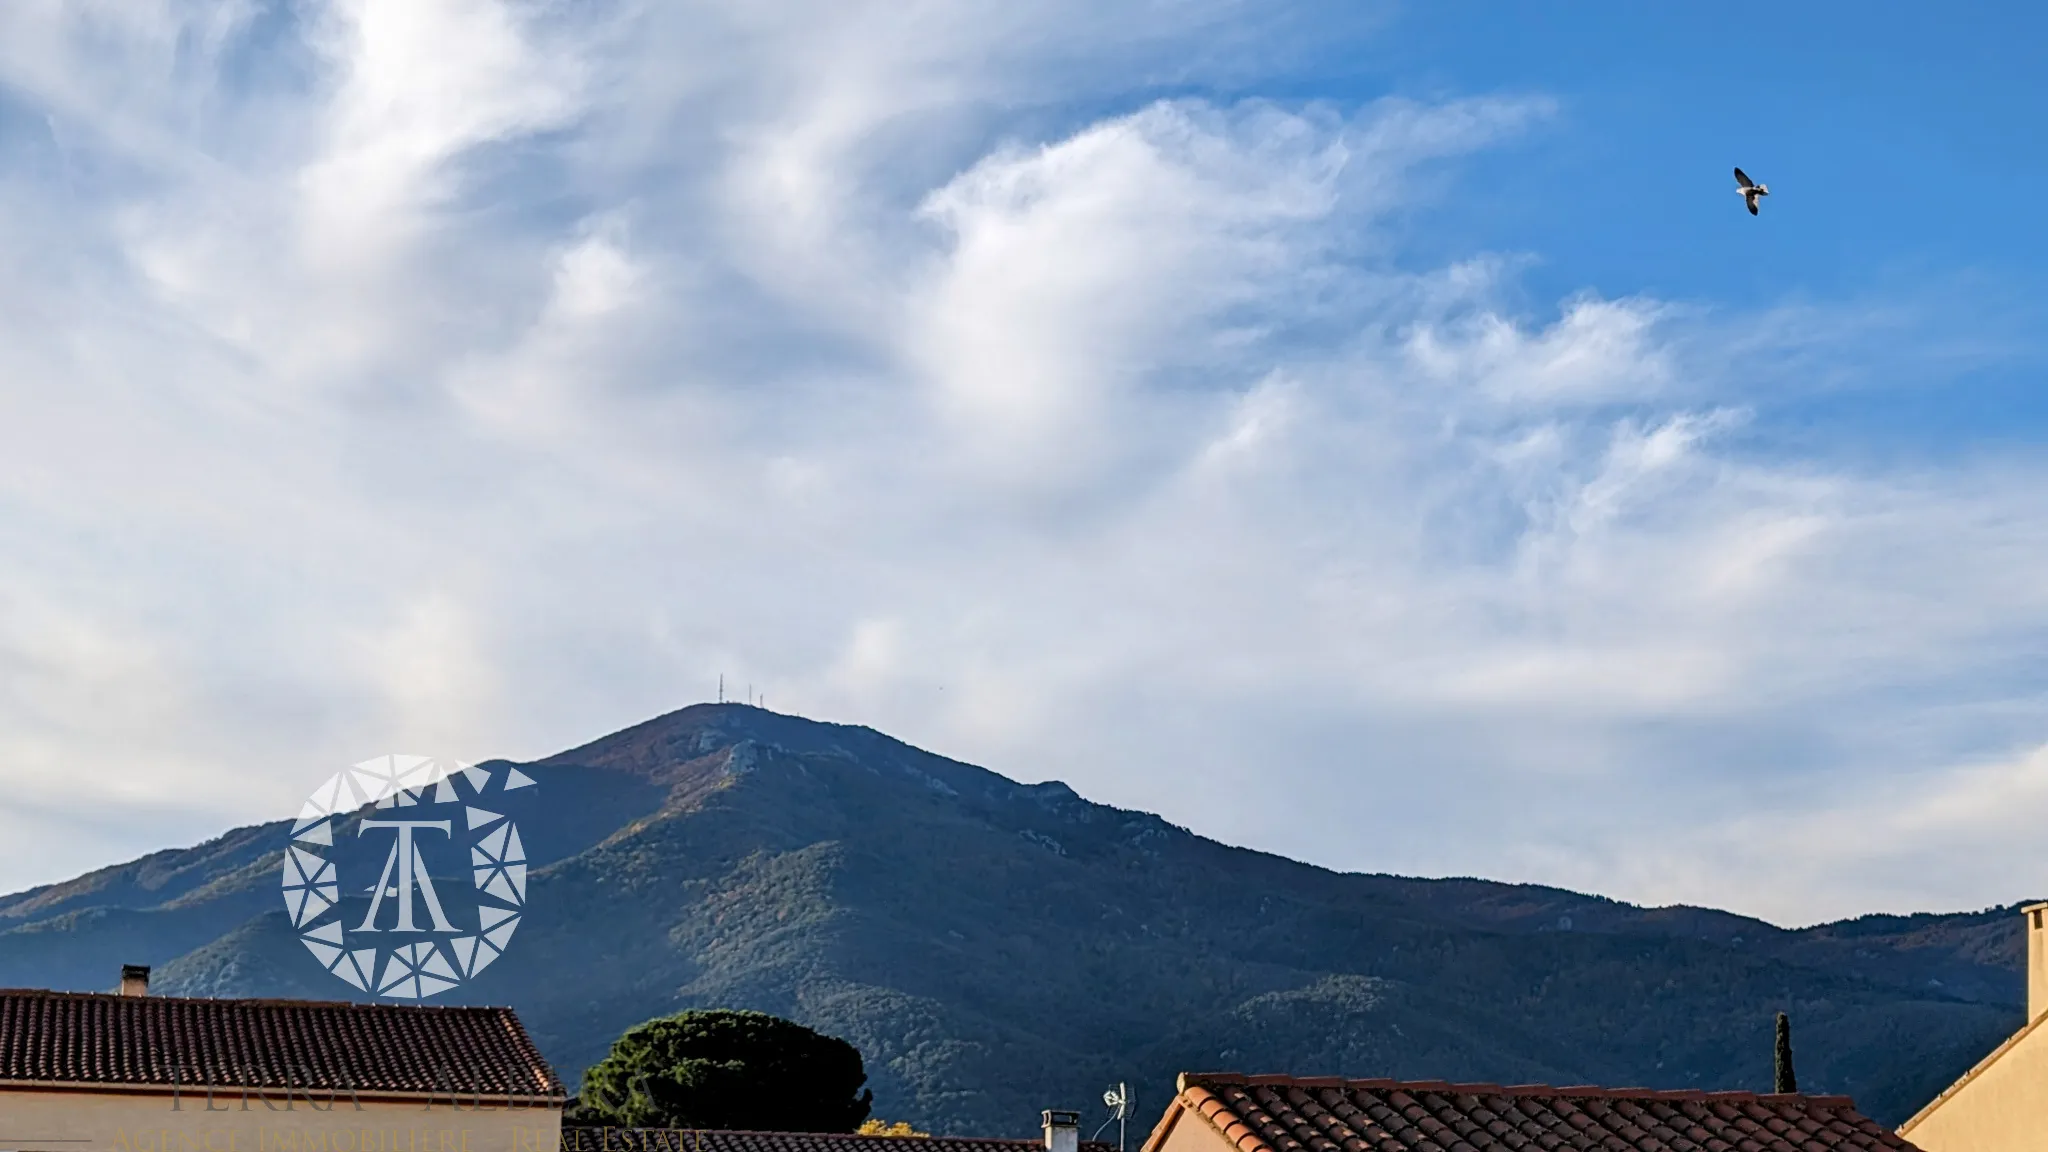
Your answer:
[0,705,2025,1134]
[1775,1012,1798,1094]
[576,1008,872,1131]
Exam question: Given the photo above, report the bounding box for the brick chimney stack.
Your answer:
[119,964,149,997]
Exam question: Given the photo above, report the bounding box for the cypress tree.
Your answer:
[1773,1012,1798,1094]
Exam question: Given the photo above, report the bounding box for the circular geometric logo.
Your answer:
[281,755,535,1000]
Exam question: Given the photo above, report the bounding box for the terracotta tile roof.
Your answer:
[559,1132,1115,1152]
[1143,1072,1923,1152]
[0,988,561,1098]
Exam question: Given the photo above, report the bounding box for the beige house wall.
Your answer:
[1899,1017,2048,1152]
[0,1085,560,1152]
[1154,1114,1224,1152]
[1141,1098,1232,1152]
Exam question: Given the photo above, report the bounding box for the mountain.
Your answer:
[0,704,2025,1134]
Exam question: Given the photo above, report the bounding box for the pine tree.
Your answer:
[1773,1012,1798,1094]
[576,1009,873,1131]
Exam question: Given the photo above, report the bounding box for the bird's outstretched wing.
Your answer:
[1734,167,1754,188]
[1746,195,1759,216]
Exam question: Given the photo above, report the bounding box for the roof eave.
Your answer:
[0,1077,566,1108]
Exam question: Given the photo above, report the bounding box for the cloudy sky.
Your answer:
[3,1,2046,926]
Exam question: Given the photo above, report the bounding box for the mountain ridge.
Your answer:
[0,704,2024,1133]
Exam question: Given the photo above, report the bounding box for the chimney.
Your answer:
[1043,1111,1080,1152]
[2028,904,2048,1024]
[119,964,150,997]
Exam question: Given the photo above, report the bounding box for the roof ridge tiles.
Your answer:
[580,1133,1100,1144]
[1169,1071,1893,1152]
[556,1132,1118,1152]
[1179,1085,1276,1152]
[0,987,510,1013]
[1184,1074,1795,1104]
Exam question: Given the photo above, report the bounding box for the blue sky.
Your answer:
[1387,4,2048,455]
[1388,6,2048,295]
[1,0,2046,925]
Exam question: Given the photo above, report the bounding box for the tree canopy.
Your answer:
[576,1009,873,1131]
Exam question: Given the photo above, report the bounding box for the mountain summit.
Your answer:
[0,705,2023,1133]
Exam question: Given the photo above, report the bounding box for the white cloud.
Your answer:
[0,0,2043,926]
[1628,741,2048,919]
[1409,295,1672,404]
[910,101,1348,485]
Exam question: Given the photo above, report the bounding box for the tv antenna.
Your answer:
[1096,1082,1132,1152]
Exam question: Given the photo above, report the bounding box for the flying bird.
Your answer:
[1734,167,1769,215]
